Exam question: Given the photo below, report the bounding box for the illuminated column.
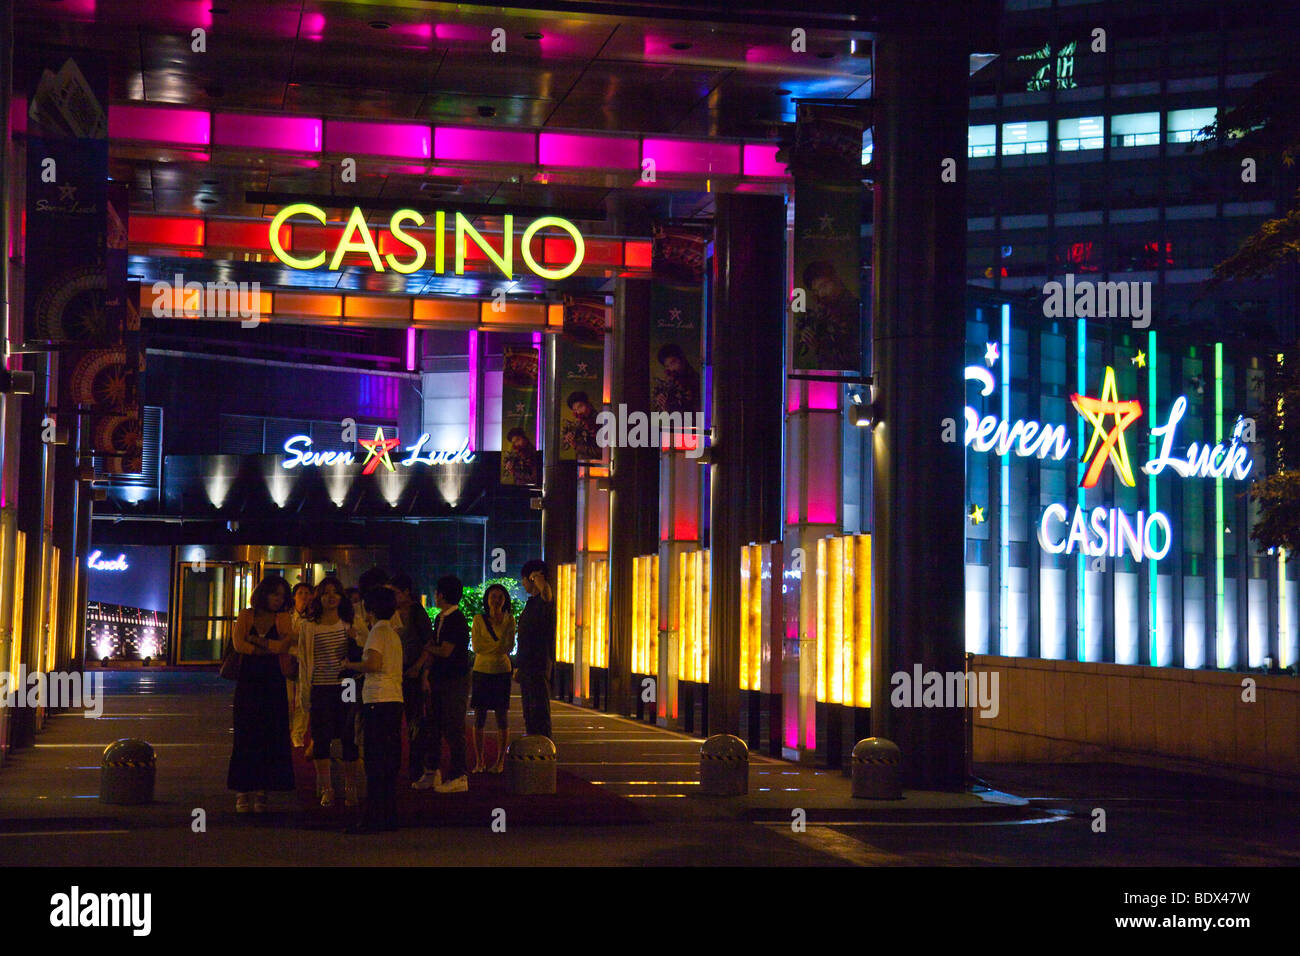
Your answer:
[660,447,701,729]
[541,335,578,571]
[785,378,841,761]
[709,193,786,738]
[870,31,969,788]
[607,278,657,716]
[575,470,608,704]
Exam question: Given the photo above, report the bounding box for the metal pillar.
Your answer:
[709,193,786,737]
[870,32,970,789]
[541,335,577,568]
[607,279,657,716]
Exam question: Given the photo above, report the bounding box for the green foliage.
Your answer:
[425,576,525,622]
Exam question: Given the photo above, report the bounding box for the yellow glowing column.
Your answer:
[10,532,26,679]
[556,563,577,664]
[586,558,609,669]
[853,533,873,707]
[740,544,764,692]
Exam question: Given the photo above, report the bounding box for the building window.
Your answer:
[1166,107,1217,143]
[1056,116,1104,151]
[1001,121,1048,155]
[1111,112,1160,148]
[969,124,997,158]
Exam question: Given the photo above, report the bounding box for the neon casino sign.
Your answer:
[268,204,585,280]
[87,550,129,572]
[964,365,1256,562]
[282,428,475,475]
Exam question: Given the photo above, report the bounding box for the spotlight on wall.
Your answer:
[0,369,36,394]
[848,385,876,427]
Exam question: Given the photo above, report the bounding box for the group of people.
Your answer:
[226,559,557,833]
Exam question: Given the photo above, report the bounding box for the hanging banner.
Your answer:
[791,109,863,371]
[22,51,110,347]
[500,346,540,486]
[562,294,609,342]
[651,223,709,284]
[556,336,605,462]
[649,282,704,417]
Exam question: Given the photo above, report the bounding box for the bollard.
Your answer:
[506,735,556,794]
[100,738,156,805]
[699,734,748,795]
[851,737,903,799]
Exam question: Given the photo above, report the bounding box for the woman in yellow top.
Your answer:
[470,583,516,773]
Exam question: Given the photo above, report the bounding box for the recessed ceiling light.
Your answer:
[199,197,218,205]
[670,41,692,51]
[523,32,543,41]
[369,20,390,30]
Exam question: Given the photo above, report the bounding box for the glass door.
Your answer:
[177,561,244,663]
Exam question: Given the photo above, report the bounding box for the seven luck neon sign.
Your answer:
[281,429,475,471]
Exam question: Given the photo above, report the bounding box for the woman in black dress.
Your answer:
[227,575,298,813]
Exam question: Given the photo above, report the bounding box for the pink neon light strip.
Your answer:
[109,105,211,145]
[642,138,740,175]
[466,331,478,451]
[435,126,536,164]
[743,143,789,178]
[326,120,430,159]
[539,132,639,170]
[213,113,321,152]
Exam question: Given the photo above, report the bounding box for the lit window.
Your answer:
[1111,112,1160,148]
[968,124,997,158]
[1057,115,1104,151]
[1167,107,1217,143]
[1001,121,1047,155]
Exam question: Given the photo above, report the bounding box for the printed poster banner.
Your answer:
[562,294,609,342]
[651,223,709,284]
[791,108,863,372]
[23,51,110,347]
[500,346,540,486]
[556,336,605,462]
[649,282,703,417]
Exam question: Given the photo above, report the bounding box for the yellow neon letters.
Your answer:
[267,206,584,279]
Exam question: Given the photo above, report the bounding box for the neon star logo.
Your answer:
[357,427,401,475]
[1131,350,1146,368]
[984,342,1000,367]
[969,504,985,525]
[1070,366,1142,488]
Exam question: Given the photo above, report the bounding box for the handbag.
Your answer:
[219,632,243,681]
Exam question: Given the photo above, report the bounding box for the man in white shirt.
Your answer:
[340,586,404,833]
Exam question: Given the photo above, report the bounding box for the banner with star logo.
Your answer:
[790,107,863,371]
[500,346,541,485]
[556,336,605,462]
[22,50,111,347]
[648,281,703,419]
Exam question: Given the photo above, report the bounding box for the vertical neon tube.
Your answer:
[466,331,478,451]
[1280,549,1290,669]
[406,326,417,371]
[1000,304,1011,654]
[1215,342,1226,668]
[1148,330,1158,664]
[532,331,543,448]
[1077,317,1087,661]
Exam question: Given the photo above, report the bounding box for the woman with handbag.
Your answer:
[298,576,361,809]
[469,583,516,774]
[227,575,298,814]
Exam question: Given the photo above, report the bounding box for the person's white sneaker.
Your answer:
[434,775,468,793]
[411,770,441,790]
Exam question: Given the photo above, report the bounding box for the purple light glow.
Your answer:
[743,144,789,178]
[642,138,740,176]
[467,331,478,451]
[435,127,536,164]
[806,380,839,410]
[326,120,430,159]
[109,105,211,146]
[11,96,26,134]
[434,23,480,42]
[303,12,326,41]
[539,132,639,170]
[213,113,321,152]
[406,327,418,372]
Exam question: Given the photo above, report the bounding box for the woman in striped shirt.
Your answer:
[298,576,361,808]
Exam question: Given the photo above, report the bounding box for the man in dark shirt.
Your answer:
[389,573,434,781]
[409,575,471,793]
[513,559,556,740]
